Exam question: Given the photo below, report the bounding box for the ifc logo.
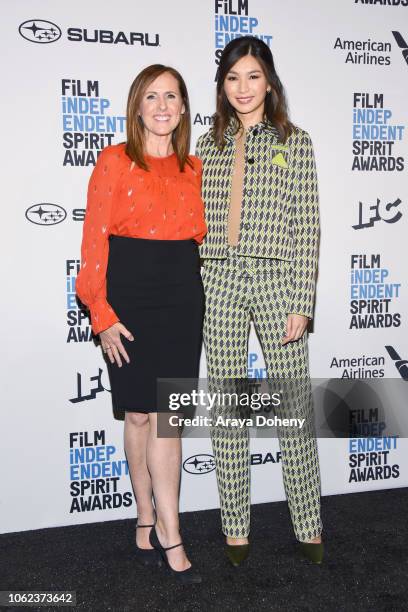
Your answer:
[19,20,61,44]
[25,203,67,226]
[183,454,216,475]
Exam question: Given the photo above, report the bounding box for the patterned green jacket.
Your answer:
[195,121,320,319]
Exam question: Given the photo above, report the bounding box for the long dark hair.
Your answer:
[126,64,192,171]
[213,37,294,148]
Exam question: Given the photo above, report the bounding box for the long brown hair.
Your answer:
[125,64,192,171]
[213,37,294,148]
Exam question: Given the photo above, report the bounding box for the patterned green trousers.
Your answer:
[202,252,322,541]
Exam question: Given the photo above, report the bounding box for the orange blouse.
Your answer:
[76,143,206,334]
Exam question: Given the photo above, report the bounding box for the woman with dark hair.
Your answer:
[196,36,323,566]
[76,64,205,584]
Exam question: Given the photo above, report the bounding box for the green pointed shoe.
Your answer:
[299,541,324,564]
[226,543,250,567]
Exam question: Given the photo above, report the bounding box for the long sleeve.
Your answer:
[76,146,120,334]
[288,131,320,319]
[190,156,206,244]
[193,155,203,186]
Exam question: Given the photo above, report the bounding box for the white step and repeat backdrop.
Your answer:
[1,0,408,533]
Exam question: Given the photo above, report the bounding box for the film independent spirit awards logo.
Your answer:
[18,20,61,43]
[25,203,67,226]
[183,454,216,475]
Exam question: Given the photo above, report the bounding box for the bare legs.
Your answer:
[305,535,322,543]
[124,412,154,548]
[226,536,249,545]
[124,411,191,571]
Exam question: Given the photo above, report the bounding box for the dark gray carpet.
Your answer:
[1,488,407,612]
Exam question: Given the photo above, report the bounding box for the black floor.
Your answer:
[1,488,407,612]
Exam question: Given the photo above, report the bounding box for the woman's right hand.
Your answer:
[100,322,134,367]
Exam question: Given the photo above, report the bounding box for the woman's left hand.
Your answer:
[282,314,309,345]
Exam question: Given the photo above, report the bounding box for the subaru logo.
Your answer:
[183,454,215,475]
[19,20,61,44]
[25,203,67,226]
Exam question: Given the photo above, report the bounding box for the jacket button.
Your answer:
[247,157,255,164]
[246,189,253,197]
[252,129,258,136]
[244,223,251,230]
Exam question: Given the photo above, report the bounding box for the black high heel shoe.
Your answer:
[149,526,202,584]
[135,521,161,567]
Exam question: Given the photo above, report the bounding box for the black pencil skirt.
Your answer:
[106,236,204,413]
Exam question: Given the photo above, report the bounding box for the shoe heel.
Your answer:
[135,546,159,567]
[135,520,157,567]
[157,551,163,567]
[149,526,202,584]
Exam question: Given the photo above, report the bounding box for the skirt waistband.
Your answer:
[109,235,197,247]
[107,235,200,284]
